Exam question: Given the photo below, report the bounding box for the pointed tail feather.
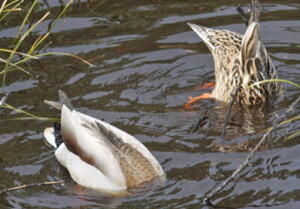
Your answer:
[44,90,74,149]
[187,22,215,51]
[44,100,62,110]
[44,90,74,110]
[236,0,260,26]
[241,22,260,63]
[58,90,74,109]
[248,0,260,25]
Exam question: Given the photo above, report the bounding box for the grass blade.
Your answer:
[0,0,8,14]
[0,57,31,75]
[2,103,59,121]
[287,131,300,140]
[15,0,37,39]
[37,52,94,67]
[0,117,59,121]
[0,48,38,59]
[251,79,300,89]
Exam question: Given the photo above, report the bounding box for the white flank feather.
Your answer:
[55,144,127,194]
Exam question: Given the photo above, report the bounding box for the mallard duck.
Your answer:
[43,90,165,196]
[185,0,281,108]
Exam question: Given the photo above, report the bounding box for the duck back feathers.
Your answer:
[187,0,281,105]
[43,91,164,194]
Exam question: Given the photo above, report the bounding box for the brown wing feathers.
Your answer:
[81,120,158,188]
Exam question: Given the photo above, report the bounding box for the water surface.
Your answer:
[1,0,300,208]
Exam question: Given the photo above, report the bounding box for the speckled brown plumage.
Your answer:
[117,143,158,188]
[187,0,281,106]
[82,119,159,188]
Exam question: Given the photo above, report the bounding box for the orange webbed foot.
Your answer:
[193,82,215,90]
[184,93,212,109]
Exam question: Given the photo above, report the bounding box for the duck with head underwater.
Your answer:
[43,90,165,196]
[184,0,281,109]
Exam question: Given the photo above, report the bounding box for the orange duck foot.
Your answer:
[193,82,215,90]
[184,93,213,109]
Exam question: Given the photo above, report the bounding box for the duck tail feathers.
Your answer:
[187,22,216,51]
[44,90,74,110]
[248,0,260,25]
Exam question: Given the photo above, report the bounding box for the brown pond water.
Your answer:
[1,0,300,208]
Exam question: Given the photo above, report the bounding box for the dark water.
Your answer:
[1,0,300,208]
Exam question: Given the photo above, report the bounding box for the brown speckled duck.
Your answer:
[185,0,281,109]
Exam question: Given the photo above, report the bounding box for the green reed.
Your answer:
[0,0,92,121]
[0,0,93,86]
[252,78,300,89]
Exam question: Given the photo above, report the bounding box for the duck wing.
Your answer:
[61,105,164,188]
[81,119,163,187]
